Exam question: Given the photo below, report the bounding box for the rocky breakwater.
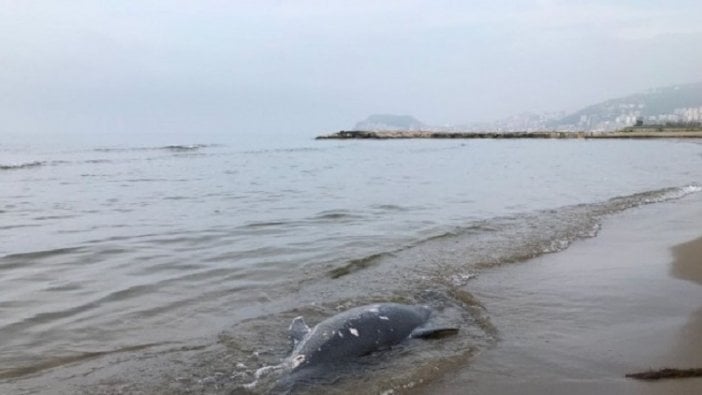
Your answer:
[315,130,702,140]
[315,130,580,139]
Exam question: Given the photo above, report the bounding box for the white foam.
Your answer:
[645,184,702,203]
[682,184,702,194]
[449,272,477,286]
[349,327,359,336]
[291,354,306,369]
[242,362,285,390]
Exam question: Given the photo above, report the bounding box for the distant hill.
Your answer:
[549,82,702,131]
[354,83,702,133]
[354,114,426,131]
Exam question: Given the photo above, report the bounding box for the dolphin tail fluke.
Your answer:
[410,327,459,339]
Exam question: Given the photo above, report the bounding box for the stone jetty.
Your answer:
[316,129,702,140]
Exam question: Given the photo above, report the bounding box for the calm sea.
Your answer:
[1,133,701,393]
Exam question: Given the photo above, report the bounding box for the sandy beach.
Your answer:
[416,193,702,394]
[672,236,702,287]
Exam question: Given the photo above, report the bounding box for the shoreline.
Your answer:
[316,129,702,140]
[672,236,702,286]
[416,193,702,394]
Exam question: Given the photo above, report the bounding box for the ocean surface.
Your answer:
[1,133,701,393]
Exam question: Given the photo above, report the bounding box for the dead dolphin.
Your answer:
[285,303,458,371]
[243,303,458,392]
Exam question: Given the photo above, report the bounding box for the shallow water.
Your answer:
[418,191,702,395]
[1,134,701,393]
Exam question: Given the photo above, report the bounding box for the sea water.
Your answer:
[1,133,701,393]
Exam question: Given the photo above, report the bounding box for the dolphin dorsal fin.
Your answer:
[410,327,459,339]
[288,316,310,345]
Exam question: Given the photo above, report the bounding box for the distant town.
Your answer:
[351,82,702,133]
[558,104,702,132]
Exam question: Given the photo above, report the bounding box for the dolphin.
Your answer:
[243,303,458,393]
[285,303,458,371]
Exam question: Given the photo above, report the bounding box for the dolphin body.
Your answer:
[285,303,458,371]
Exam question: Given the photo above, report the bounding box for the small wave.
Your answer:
[327,252,392,279]
[93,144,217,153]
[243,220,290,228]
[644,184,701,202]
[473,184,699,266]
[162,144,208,152]
[0,224,42,231]
[242,146,323,155]
[447,272,478,287]
[123,178,169,183]
[0,161,45,171]
[83,159,112,164]
[0,283,161,336]
[326,184,702,282]
[33,214,77,221]
[94,147,130,153]
[594,184,700,216]
[0,342,170,380]
[313,210,363,221]
[1,247,84,265]
[371,204,410,212]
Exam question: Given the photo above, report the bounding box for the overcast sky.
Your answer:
[2,0,701,136]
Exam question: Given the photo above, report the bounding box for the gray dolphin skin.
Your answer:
[285,303,458,371]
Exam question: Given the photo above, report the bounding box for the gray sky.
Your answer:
[2,0,701,136]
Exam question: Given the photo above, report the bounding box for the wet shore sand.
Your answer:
[415,193,702,394]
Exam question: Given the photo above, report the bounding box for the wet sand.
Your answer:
[672,236,702,286]
[417,194,702,394]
